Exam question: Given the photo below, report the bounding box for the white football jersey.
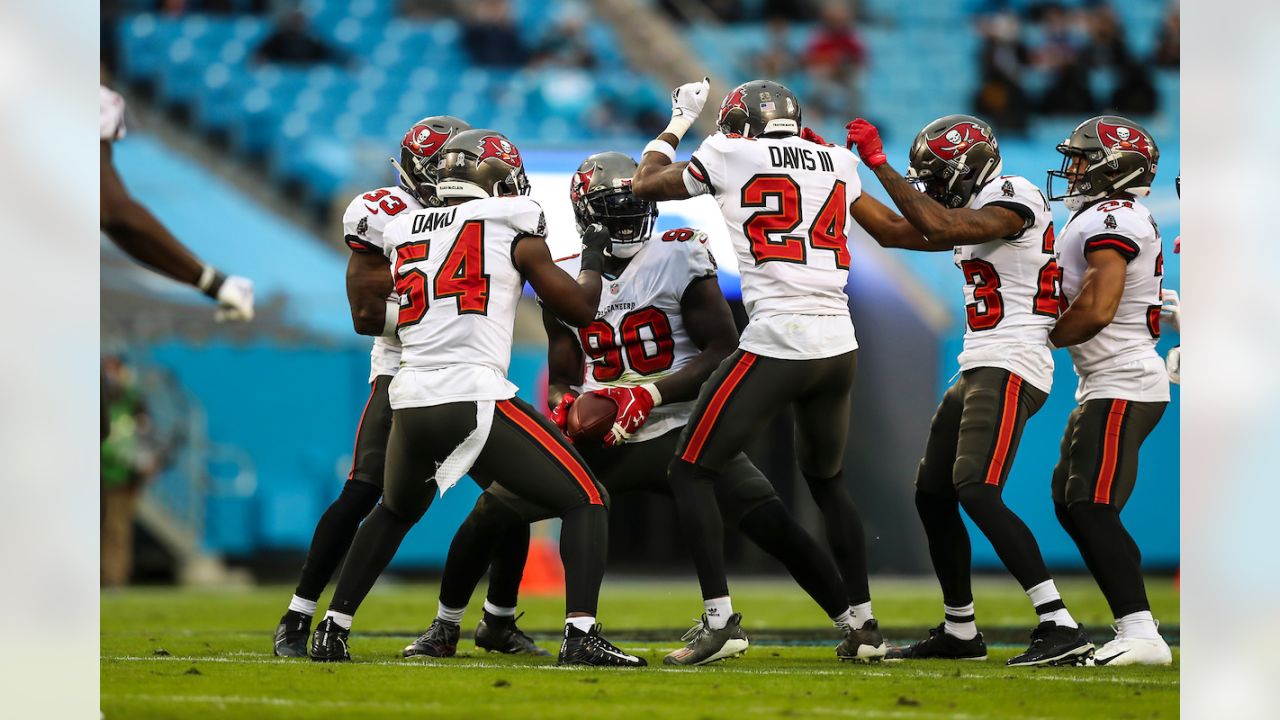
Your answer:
[557,228,718,443]
[953,175,1060,393]
[683,132,860,360]
[381,196,546,409]
[100,85,126,142]
[1058,197,1169,403]
[342,184,422,382]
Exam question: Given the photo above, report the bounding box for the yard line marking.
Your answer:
[102,655,1178,687]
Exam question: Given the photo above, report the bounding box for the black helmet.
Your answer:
[906,114,1002,209]
[435,129,530,200]
[570,151,656,258]
[394,115,471,206]
[716,79,801,138]
[1047,115,1158,208]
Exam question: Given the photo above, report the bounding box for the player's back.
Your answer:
[687,132,860,319]
[382,195,544,406]
[1059,196,1164,376]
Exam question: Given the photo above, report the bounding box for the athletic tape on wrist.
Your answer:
[664,115,694,140]
[643,139,677,162]
[382,301,398,337]
[640,383,662,407]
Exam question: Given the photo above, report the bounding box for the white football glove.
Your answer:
[214,275,255,322]
[1166,345,1180,384]
[1159,288,1180,333]
[667,77,711,138]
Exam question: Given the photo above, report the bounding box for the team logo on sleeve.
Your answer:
[356,216,369,236]
[478,136,523,168]
[402,124,451,158]
[1104,213,1118,230]
[927,122,994,161]
[1001,179,1015,197]
[717,88,748,127]
[1097,120,1154,161]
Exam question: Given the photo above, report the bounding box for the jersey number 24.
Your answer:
[740,175,851,269]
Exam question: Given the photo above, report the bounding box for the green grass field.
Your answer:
[102,576,1179,719]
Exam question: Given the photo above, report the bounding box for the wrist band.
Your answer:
[664,115,694,140]
[382,301,399,337]
[640,383,663,407]
[198,264,226,298]
[642,139,677,162]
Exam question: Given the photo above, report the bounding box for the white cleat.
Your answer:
[1093,635,1172,666]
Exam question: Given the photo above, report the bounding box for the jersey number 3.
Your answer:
[741,175,851,269]
[394,220,491,327]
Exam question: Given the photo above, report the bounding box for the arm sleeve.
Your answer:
[682,135,727,198]
[976,177,1040,241]
[342,197,381,254]
[1081,205,1149,263]
[509,197,548,237]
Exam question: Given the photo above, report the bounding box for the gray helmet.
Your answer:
[395,115,471,206]
[906,114,1002,209]
[716,79,801,138]
[435,129,530,200]
[570,151,656,255]
[1047,115,1159,207]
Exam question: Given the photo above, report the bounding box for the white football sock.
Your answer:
[288,595,317,616]
[1116,611,1161,640]
[1026,580,1078,628]
[324,610,353,630]
[436,602,465,624]
[704,596,733,630]
[483,600,517,618]
[566,616,596,633]
[830,608,854,627]
[848,602,875,628]
[943,602,978,640]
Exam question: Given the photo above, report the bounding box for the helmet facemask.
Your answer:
[574,187,655,259]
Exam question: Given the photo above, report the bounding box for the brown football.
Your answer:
[567,393,617,443]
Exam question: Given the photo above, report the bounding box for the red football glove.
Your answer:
[549,392,578,433]
[591,384,662,447]
[800,127,829,146]
[845,118,887,168]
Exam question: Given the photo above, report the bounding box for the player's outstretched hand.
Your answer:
[580,223,611,273]
[801,127,829,146]
[550,392,578,433]
[671,77,711,122]
[214,275,255,322]
[845,118,887,169]
[1160,288,1180,333]
[592,384,662,447]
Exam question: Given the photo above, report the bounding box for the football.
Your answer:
[567,392,617,443]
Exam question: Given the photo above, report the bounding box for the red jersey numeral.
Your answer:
[960,258,1004,331]
[741,175,851,268]
[1146,305,1161,338]
[662,228,695,242]
[394,241,430,327]
[363,188,409,215]
[1032,224,1064,317]
[433,220,490,315]
[578,307,676,381]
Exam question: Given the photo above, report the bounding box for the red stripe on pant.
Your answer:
[346,381,379,481]
[496,400,603,505]
[983,373,1023,486]
[680,353,757,464]
[1093,399,1129,503]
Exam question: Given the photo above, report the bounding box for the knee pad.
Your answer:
[914,488,959,520]
[956,483,1003,515]
[802,469,844,498]
[336,479,382,517]
[463,493,525,534]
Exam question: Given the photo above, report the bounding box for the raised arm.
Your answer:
[346,251,395,336]
[632,78,711,202]
[101,141,255,320]
[1049,248,1127,347]
[845,119,1023,248]
[513,226,609,328]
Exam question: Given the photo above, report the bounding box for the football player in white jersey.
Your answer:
[1045,116,1172,666]
[308,130,645,667]
[408,152,863,665]
[99,85,253,321]
[846,115,1093,667]
[272,116,476,657]
[631,78,887,664]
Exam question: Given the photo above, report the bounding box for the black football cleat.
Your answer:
[884,623,987,661]
[273,610,312,658]
[557,624,647,667]
[403,619,461,658]
[475,612,551,656]
[1006,622,1094,667]
[663,613,749,666]
[309,617,351,662]
[836,618,887,663]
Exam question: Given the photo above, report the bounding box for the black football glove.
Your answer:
[579,223,611,274]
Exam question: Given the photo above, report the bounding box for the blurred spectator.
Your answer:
[755,19,798,79]
[974,11,1031,134]
[1032,4,1095,115]
[531,6,598,71]
[1081,3,1132,68]
[801,1,867,123]
[101,356,161,588]
[253,11,348,66]
[804,1,867,72]
[1153,3,1180,67]
[462,0,528,68]
[1083,4,1158,115]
